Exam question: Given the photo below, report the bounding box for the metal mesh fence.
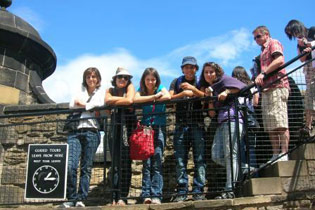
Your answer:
[0,67,313,206]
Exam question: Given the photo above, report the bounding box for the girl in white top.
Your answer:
[62,67,104,208]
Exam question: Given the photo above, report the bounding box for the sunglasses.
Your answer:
[254,34,262,40]
[117,75,129,80]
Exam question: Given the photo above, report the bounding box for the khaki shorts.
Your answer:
[262,88,289,132]
[304,64,315,111]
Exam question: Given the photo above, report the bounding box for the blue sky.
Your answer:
[9,0,313,103]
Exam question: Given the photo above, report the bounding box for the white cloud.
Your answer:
[11,7,44,32]
[43,28,254,103]
[43,49,179,103]
[167,28,252,66]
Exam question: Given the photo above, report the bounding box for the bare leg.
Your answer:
[305,110,314,129]
[269,130,280,155]
[280,129,290,153]
[269,128,289,154]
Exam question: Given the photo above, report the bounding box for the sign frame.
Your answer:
[24,144,68,200]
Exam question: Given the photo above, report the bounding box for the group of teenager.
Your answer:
[61,20,314,207]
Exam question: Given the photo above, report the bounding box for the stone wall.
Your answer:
[0,104,207,205]
[0,104,68,204]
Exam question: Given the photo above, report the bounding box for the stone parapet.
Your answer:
[290,143,315,160]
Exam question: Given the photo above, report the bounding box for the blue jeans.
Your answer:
[141,126,165,198]
[67,130,100,201]
[212,122,243,191]
[173,125,206,195]
[240,129,257,168]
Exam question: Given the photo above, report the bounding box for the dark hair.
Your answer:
[140,67,161,96]
[111,75,132,87]
[232,66,253,85]
[199,62,224,88]
[82,67,101,88]
[253,25,270,36]
[284,19,307,40]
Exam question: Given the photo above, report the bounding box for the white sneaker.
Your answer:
[242,163,256,174]
[151,198,161,204]
[75,201,85,207]
[278,153,288,161]
[60,201,75,208]
[144,198,152,204]
[266,154,279,165]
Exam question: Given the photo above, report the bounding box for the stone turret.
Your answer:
[0,0,57,113]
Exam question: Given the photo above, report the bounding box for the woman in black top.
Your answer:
[105,67,135,206]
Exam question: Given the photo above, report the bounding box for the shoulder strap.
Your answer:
[175,75,185,93]
[86,88,97,103]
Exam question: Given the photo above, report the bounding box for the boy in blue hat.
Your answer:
[169,56,206,202]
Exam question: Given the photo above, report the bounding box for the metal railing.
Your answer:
[0,52,314,205]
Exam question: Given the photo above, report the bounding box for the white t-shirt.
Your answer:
[311,41,315,68]
[238,86,257,107]
[69,86,105,129]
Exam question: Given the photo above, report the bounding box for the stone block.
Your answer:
[193,199,232,209]
[290,143,315,160]
[1,166,26,185]
[283,199,311,208]
[3,147,27,165]
[281,176,310,192]
[307,161,315,176]
[3,49,25,72]
[260,160,307,177]
[233,195,273,206]
[307,175,315,190]
[0,126,9,142]
[15,72,28,91]
[0,126,19,145]
[0,185,24,204]
[244,177,282,196]
[15,124,31,134]
[0,85,19,105]
[115,204,149,210]
[0,68,16,87]
[90,167,104,185]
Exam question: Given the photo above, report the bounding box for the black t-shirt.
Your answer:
[169,78,177,92]
[169,76,202,125]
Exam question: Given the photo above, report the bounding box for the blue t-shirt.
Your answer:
[138,85,166,126]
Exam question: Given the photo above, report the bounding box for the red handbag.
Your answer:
[129,121,155,160]
[129,105,155,160]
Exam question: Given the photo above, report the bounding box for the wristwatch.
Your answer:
[261,72,267,78]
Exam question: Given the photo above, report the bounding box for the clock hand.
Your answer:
[44,177,57,181]
[44,172,52,179]
[44,172,56,181]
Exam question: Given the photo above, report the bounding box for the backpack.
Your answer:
[240,96,260,130]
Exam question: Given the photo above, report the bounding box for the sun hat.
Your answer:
[181,56,199,69]
[112,67,133,79]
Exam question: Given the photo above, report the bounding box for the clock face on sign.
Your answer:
[32,165,60,194]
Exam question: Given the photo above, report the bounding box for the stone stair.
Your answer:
[242,142,315,197]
